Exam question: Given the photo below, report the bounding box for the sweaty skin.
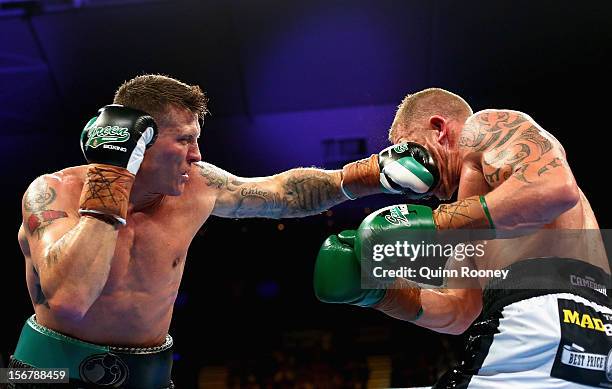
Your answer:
[18,106,346,347]
[391,109,608,334]
[456,110,607,276]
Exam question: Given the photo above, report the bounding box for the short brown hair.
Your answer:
[389,88,472,141]
[113,74,208,124]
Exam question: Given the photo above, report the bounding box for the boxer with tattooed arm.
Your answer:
[11,74,439,388]
[314,88,611,388]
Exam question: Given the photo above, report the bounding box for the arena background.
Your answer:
[1,0,611,387]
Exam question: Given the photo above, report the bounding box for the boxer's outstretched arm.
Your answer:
[450,110,579,231]
[21,175,118,320]
[196,162,346,218]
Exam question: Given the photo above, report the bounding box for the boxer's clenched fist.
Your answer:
[79,105,157,225]
[341,142,439,200]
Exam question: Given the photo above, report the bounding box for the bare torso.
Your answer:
[18,165,214,346]
[455,110,609,287]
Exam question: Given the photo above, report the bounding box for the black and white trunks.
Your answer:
[434,258,612,389]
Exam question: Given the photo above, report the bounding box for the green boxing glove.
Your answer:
[314,230,386,307]
[314,204,436,319]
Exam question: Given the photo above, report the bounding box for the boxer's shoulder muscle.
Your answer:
[461,109,544,152]
[192,161,234,191]
[460,109,568,188]
[22,168,80,240]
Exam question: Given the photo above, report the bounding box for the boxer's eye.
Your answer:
[179,136,194,145]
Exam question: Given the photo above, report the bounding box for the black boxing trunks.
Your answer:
[6,315,174,388]
[434,258,612,389]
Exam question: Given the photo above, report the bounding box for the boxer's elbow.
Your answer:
[439,305,480,335]
[422,289,481,335]
[448,290,481,334]
[439,317,475,335]
[47,290,92,321]
[539,176,579,217]
[553,180,580,213]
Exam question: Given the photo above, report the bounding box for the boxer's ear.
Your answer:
[429,115,448,144]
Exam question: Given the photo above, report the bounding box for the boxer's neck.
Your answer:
[128,184,165,213]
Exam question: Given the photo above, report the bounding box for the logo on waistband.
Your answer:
[570,274,608,296]
[79,353,129,387]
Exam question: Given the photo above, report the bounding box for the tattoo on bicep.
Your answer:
[27,211,68,238]
[24,180,68,238]
[45,222,82,267]
[197,163,230,189]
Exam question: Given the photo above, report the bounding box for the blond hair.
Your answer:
[389,88,472,141]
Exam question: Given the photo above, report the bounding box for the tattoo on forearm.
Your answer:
[283,173,342,215]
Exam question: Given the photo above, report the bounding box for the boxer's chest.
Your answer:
[103,198,212,292]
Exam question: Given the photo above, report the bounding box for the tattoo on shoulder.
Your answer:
[460,111,530,151]
[24,179,67,238]
[197,163,233,189]
[25,179,56,212]
[466,111,564,186]
[459,111,524,152]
